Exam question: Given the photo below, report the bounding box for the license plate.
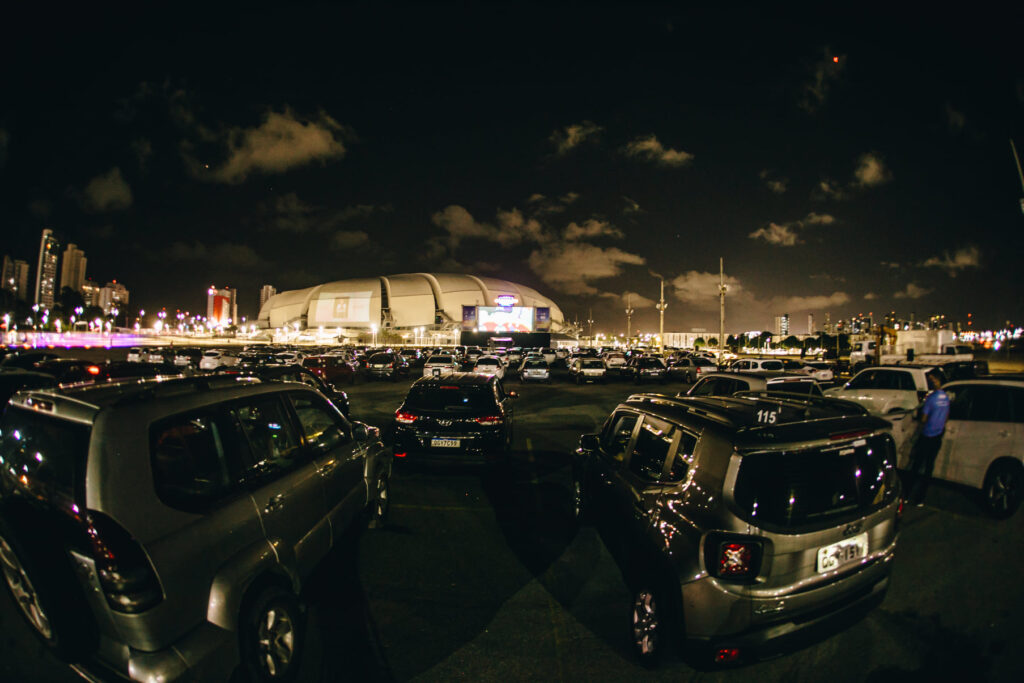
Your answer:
[431,438,460,448]
[816,532,868,573]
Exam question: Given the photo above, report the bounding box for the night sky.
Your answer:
[2,5,1022,333]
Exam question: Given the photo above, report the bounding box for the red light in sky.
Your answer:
[833,56,839,63]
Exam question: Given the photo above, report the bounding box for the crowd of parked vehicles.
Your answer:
[0,339,1019,680]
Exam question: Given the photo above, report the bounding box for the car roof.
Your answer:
[705,370,813,380]
[412,372,493,387]
[944,376,1024,388]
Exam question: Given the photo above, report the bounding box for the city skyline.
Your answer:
[1,6,1022,330]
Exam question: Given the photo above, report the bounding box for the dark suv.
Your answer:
[0,375,391,682]
[573,392,901,665]
[392,373,517,463]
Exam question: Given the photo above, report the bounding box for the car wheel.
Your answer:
[0,520,96,661]
[368,474,390,528]
[631,586,664,666]
[983,461,1022,519]
[241,586,305,683]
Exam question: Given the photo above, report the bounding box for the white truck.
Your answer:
[849,329,973,369]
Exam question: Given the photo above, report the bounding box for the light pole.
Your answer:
[624,294,634,346]
[654,276,667,354]
[587,308,594,346]
[719,257,727,368]
[371,323,378,347]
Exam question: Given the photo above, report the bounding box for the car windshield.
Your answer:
[582,360,604,369]
[369,353,394,363]
[733,434,897,530]
[427,356,454,364]
[405,386,494,412]
[525,361,546,369]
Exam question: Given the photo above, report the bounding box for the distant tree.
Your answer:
[782,335,801,349]
[84,305,105,322]
[694,337,706,348]
[707,337,718,347]
[726,334,738,350]
[58,287,85,315]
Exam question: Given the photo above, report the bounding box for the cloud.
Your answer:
[853,152,892,187]
[864,292,878,300]
[82,167,133,211]
[671,271,745,309]
[816,179,848,200]
[431,205,495,247]
[331,230,370,250]
[526,193,546,203]
[800,49,845,113]
[166,241,266,268]
[564,218,623,241]
[759,169,788,194]
[771,292,851,311]
[622,196,641,214]
[750,222,800,246]
[944,103,966,133]
[549,121,603,155]
[881,261,901,269]
[894,282,932,299]
[528,244,645,295]
[749,212,835,245]
[602,290,656,308]
[921,245,981,276]
[197,109,347,184]
[623,134,693,166]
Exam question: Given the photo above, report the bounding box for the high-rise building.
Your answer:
[60,243,87,293]
[207,286,238,327]
[35,229,59,308]
[81,280,100,307]
[259,284,277,310]
[773,313,790,337]
[807,313,815,335]
[97,280,130,315]
[2,256,30,301]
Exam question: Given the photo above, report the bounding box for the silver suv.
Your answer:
[572,392,902,665]
[0,375,391,682]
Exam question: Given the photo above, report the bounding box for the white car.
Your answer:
[603,352,627,370]
[801,361,835,382]
[570,358,607,384]
[473,355,505,379]
[824,366,934,415]
[423,354,458,378]
[519,358,550,383]
[126,347,143,363]
[727,358,785,372]
[906,377,1023,517]
[198,349,239,371]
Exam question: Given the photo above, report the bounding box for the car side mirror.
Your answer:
[353,423,369,441]
[579,433,599,450]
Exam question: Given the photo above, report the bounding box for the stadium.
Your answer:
[257,273,568,344]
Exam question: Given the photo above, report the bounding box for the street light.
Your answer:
[654,276,667,354]
[624,294,634,347]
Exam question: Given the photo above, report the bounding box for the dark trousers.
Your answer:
[906,433,943,504]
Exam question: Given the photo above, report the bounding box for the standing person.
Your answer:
[906,370,951,507]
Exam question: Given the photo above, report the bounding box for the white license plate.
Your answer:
[431,438,460,448]
[816,532,868,573]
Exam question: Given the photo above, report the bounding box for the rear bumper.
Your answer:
[394,429,505,462]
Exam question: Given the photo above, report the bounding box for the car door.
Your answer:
[495,379,515,438]
[943,385,1015,488]
[231,393,331,579]
[286,390,367,538]
[586,411,641,525]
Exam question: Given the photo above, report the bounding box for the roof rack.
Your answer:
[108,374,262,407]
[731,390,868,416]
[625,393,738,428]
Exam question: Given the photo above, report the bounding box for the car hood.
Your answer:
[822,387,919,414]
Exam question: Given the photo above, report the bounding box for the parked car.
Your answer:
[172,347,204,370]
[800,361,836,382]
[603,352,628,372]
[824,365,941,415]
[630,357,669,384]
[667,357,700,383]
[686,371,824,398]
[573,392,901,665]
[226,364,351,416]
[144,348,173,365]
[518,358,551,383]
[392,373,517,464]
[198,349,239,371]
[301,355,357,387]
[726,358,785,372]
[0,369,58,405]
[907,377,1023,517]
[422,354,459,379]
[126,347,144,363]
[0,350,62,370]
[569,358,607,384]
[472,355,505,380]
[0,375,391,682]
[366,352,410,381]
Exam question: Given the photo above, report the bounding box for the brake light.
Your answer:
[394,451,407,458]
[395,410,418,424]
[706,534,763,582]
[86,512,163,613]
[715,647,741,663]
[475,415,503,426]
[87,365,101,375]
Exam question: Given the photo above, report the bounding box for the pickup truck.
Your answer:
[849,340,973,370]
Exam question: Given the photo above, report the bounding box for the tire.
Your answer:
[983,461,1022,519]
[240,585,306,683]
[630,585,665,666]
[0,519,97,661]
[368,473,391,529]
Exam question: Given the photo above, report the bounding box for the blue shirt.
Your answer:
[921,389,950,438]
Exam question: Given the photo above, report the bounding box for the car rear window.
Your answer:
[405,385,495,411]
[733,434,898,531]
[369,353,394,363]
[0,407,90,503]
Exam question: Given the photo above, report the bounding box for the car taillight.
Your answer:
[86,511,163,614]
[395,410,418,424]
[475,415,503,426]
[86,365,101,375]
[706,534,764,582]
[715,647,741,664]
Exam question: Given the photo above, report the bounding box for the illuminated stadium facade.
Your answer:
[257,273,567,344]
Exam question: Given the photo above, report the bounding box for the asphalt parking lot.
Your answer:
[1,362,1022,682]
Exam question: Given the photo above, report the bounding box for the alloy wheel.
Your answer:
[0,536,52,640]
[257,605,296,678]
[632,589,659,657]
[987,467,1021,515]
